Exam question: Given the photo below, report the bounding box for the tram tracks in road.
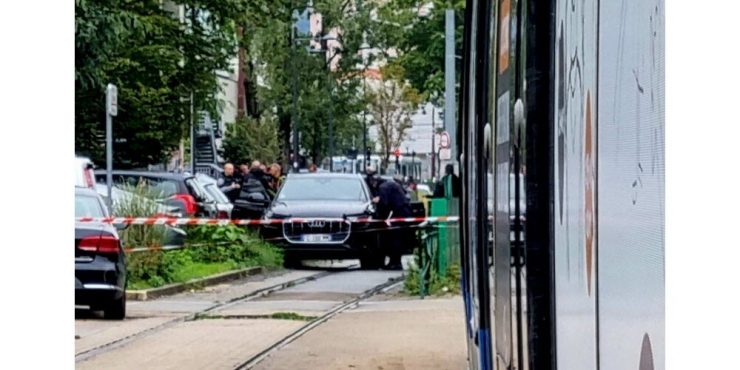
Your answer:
[234,276,405,370]
[74,268,341,364]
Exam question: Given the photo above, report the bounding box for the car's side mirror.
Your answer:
[114,223,129,231]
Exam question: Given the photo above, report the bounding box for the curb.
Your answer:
[126,266,268,301]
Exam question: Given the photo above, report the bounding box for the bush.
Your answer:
[127,224,283,289]
[186,224,283,267]
[404,261,461,296]
[114,183,167,251]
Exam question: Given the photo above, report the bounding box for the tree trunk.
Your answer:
[278,109,291,169]
[245,59,259,118]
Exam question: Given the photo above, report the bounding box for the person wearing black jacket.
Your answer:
[373,176,412,270]
[364,166,384,198]
[217,163,241,202]
[243,160,273,199]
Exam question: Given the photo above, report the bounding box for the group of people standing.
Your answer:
[217,160,284,203]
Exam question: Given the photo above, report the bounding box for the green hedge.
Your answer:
[127,225,283,289]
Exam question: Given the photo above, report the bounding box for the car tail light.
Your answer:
[217,211,229,219]
[171,194,198,215]
[79,235,120,254]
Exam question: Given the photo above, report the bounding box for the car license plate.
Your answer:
[302,234,331,242]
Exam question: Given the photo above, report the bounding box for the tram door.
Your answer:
[459,0,483,368]
[489,0,529,369]
[461,0,530,369]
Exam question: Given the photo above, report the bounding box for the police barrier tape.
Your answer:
[75,215,460,226]
[119,223,461,254]
[76,216,460,254]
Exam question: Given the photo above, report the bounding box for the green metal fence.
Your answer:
[414,176,460,298]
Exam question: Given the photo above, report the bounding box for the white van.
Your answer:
[75,156,96,188]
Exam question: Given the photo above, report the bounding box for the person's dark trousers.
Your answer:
[384,228,404,270]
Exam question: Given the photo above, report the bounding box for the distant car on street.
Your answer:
[75,187,127,320]
[95,170,217,218]
[260,173,382,268]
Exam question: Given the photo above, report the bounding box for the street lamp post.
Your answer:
[290,0,316,172]
[430,105,436,179]
[290,4,300,172]
[362,62,368,171]
[317,35,341,172]
[360,36,371,173]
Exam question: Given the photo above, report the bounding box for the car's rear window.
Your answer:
[75,195,105,218]
[278,177,366,202]
[204,183,230,203]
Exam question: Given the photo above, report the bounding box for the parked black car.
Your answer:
[75,187,127,319]
[260,173,382,268]
[94,170,217,218]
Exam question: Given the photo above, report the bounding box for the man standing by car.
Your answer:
[218,163,241,202]
[372,176,412,270]
[365,166,384,198]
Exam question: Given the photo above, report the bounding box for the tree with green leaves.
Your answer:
[367,65,422,170]
[241,0,371,167]
[75,0,242,168]
[221,115,281,165]
[371,0,465,104]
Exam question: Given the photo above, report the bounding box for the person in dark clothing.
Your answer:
[242,160,273,199]
[243,161,269,186]
[239,164,250,180]
[372,177,412,270]
[433,164,461,198]
[364,166,385,198]
[218,163,241,202]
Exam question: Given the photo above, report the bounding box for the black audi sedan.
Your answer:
[75,187,127,319]
[261,173,383,269]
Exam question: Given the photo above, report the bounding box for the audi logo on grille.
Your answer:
[307,220,326,228]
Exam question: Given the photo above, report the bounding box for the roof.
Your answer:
[75,186,99,196]
[93,170,193,180]
[286,172,363,180]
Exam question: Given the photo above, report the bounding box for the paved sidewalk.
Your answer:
[254,293,468,370]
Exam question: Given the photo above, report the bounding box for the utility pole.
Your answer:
[431,105,436,179]
[290,2,300,172]
[105,84,117,212]
[190,91,195,172]
[360,29,370,173]
[189,5,197,173]
[321,35,337,172]
[362,61,368,171]
[445,9,457,163]
[328,72,334,172]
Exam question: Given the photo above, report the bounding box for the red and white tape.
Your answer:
[75,216,460,226]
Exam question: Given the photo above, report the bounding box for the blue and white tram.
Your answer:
[457,0,665,369]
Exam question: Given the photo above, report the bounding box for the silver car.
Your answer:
[195,173,234,219]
